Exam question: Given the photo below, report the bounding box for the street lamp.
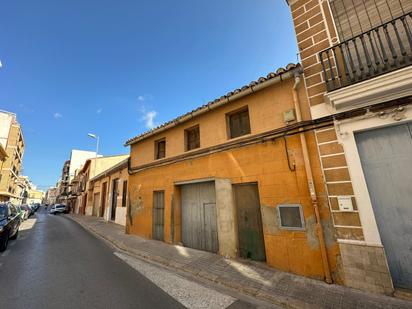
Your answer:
[87,133,99,156]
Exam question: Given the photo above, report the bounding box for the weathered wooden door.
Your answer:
[152,191,165,241]
[181,182,218,253]
[355,122,412,289]
[234,183,266,261]
[111,179,119,221]
[100,182,107,217]
[93,193,100,217]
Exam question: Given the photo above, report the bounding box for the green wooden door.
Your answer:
[234,183,266,261]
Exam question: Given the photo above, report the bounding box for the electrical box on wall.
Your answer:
[283,109,296,123]
[337,196,354,211]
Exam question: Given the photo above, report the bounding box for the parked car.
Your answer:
[27,205,34,217]
[0,203,21,252]
[16,205,26,221]
[50,204,67,215]
[20,205,31,219]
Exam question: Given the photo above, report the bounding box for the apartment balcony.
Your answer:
[320,12,412,93]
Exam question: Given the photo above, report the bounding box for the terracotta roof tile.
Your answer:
[125,63,300,146]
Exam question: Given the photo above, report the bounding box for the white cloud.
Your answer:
[53,112,63,119]
[138,95,145,102]
[143,111,157,129]
[96,108,103,114]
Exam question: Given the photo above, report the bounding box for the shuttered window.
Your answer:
[330,0,412,41]
[228,108,251,139]
[122,180,127,207]
[155,139,166,160]
[185,125,200,151]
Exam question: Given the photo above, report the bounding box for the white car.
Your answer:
[50,204,67,215]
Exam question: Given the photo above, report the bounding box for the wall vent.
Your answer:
[277,204,305,230]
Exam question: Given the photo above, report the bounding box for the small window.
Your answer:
[155,138,166,160]
[185,125,200,151]
[277,204,305,230]
[228,108,251,139]
[122,180,128,207]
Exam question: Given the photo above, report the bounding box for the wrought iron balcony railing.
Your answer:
[320,12,412,92]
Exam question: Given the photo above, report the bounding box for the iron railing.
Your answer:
[320,12,412,92]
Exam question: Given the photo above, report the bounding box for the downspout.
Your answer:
[292,72,333,284]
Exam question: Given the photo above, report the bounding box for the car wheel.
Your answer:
[53,212,56,215]
[10,229,18,240]
[0,233,9,252]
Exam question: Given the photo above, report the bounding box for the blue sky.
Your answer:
[0,0,297,190]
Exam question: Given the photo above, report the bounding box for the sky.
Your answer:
[0,0,298,190]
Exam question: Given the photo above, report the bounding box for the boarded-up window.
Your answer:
[185,125,200,151]
[155,139,166,160]
[122,180,127,207]
[228,108,251,139]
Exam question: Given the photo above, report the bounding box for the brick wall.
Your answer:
[290,0,363,241]
[288,0,393,294]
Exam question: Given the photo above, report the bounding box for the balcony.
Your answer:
[320,12,412,92]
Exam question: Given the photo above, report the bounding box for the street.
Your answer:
[0,208,272,309]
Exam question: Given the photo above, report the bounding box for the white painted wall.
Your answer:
[0,111,13,148]
[336,106,412,245]
[69,150,97,181]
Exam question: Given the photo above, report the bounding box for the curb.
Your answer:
[67,215,306,309]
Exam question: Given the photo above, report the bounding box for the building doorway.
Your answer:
[181,181,218,253]
[152,191,165,241]
[111,179,119,221]
[233,183,266,261]
[100,182,107,218]
[356,122,412,289]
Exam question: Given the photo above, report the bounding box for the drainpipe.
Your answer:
[292,72,333,284]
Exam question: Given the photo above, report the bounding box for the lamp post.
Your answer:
[87,133,99,156]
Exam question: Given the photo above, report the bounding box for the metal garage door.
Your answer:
[181,182,218,253]
[355,122,412,289]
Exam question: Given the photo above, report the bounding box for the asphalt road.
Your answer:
[0,208,184,309]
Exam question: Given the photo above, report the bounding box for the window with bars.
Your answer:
[122,180,127,207]
[227,107,251,139]
[329,0,412,41]
[155,138,166,160]
[185,125,200,151]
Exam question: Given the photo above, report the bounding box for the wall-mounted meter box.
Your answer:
[337,196,354,211]
[283,109,296,123]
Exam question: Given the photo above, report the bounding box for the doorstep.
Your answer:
[67,214,412,309]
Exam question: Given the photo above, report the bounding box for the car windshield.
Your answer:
[0,205,7,219]
[56,205,65,208]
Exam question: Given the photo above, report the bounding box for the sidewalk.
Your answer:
[68,214,412,309]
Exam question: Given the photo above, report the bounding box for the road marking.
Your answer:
[114,251,236,309]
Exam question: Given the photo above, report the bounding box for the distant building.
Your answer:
[71,154,128,215]
[0,110,25,203]
[88,157,129,226]
[26,186,44,205]
[56,150,98,204]
[45,187,59,205]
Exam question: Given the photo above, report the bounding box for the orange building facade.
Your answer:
[125,64,343,282]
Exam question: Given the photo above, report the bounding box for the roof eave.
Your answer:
[125,64,301,146]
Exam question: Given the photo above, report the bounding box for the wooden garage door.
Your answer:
[355,122,412,289]
[181,182,218,253]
